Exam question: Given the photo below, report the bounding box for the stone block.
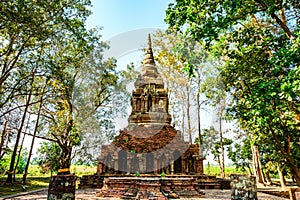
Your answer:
[230,175,257,200]
[47,174,76,200]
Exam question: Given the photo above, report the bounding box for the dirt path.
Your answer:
[1,189,288,200]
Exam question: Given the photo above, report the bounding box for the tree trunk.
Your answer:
[247,164,253,175]
[277,165,287,190]
[6,81,33,183]
[181,100,185,140]
[196,70,203,157]
[269,125,300,187]
[13,131,26,181]
[219,116,225,178]
[186,84,192,144]
[251,145,266,185]
[58,145,72,175]
[23,98,43,184]
[13,117,30,181]
[290,168,300,187]
[265,171,273,185]
[0,120,8,160]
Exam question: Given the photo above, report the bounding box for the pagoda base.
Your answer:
[97,175,205,199]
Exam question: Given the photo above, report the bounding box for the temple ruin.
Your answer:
[79,35,231,199]
[96,34,203,175]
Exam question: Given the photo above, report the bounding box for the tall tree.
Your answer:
[201,126,233,176]
[152,30,209,145]
[37,27,119,174]
[166,0,300,186]
[0,0,92,114]
[6,74,33,183]
[22,78,47,184]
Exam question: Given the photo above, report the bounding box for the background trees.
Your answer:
[152,30,209,146]
[0,0,127,183]
[166,0,300,186]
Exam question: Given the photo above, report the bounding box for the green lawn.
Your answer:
[0,175,50,197]
[203,165,245,177]
[0,165,96,197]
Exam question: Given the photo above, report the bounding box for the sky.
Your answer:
[86,0,172,39]
[86,0,174,72]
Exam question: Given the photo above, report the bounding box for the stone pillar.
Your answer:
[141,97,145,112]
[165,99,168,113]
[48,174,76,200]
[132,99,136,112]
[194,156,204,175]
[145,97,148,112]
[137,99,141,111]
[171,162,174,174]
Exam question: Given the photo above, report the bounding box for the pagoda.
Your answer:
[96,34,203,175]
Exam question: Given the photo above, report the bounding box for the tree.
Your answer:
[152,30,209,145]
[1,0,94,181]
[165,0,300,186]
[201,126,233,177]
[6,74,34,183]
[23,78,47,184]
[202,68,232,178]
[0,0,92,114]
[36,142,61,175]
[228,138,253,174]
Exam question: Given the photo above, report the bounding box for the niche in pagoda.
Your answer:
[96,34,203,175]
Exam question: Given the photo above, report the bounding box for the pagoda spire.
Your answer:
[143,34,155,65]
[147,33,152,48]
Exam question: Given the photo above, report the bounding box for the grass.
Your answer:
[0,165,96,197]
[204,165,245,177]
[0,175,50,197]
[70,165,96,176]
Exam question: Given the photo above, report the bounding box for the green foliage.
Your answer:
[0,0,92,113]
[0,148,27,175]
[200,126,233,160]
[203,165,243,177]
[160,172,166,177]
[228,138,252,173]
[35,142,61,174]
[165,0,300,184]
[134,171,140,177]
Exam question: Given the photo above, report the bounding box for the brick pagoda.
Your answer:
[96,34,203,175]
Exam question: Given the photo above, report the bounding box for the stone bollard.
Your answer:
[47,174,76,200]
[230,174,257,200]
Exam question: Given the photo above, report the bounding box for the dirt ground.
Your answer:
[0,188,289,200]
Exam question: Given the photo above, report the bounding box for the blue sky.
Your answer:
[86,0,173,39]
[85,0,174,72]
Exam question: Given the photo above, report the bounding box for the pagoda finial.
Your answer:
[143,34,155,65]
[148,33,152,49]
